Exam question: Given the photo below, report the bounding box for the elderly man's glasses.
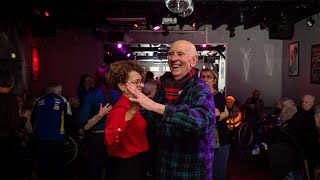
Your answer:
[200,75,214,80]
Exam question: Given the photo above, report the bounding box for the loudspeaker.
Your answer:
[269,23,294,40]
[107,31,125,42]
[32,16,56,37]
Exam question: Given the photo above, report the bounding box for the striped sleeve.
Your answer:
[0,94,24,141]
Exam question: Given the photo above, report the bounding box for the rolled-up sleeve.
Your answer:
[104,107,127,149]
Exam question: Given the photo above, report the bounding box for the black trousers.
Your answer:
[87,133,110,180]
[0,141,25,180]
[110,152,148,180]
[35,140,64,180]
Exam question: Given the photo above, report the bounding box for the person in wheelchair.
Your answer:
[225,96,242,135]
[266,99,306,179]
[244,90,264,142]
[251,98,285,155]
[251,114,282,155]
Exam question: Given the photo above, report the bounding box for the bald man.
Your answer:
[302,94,315,112]
[127,40,215,179]
[299,94,320,180]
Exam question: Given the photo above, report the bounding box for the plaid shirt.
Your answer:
[146,72,215,179]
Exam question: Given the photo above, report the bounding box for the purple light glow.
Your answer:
[153,26,161,31]
[202,44,207,48]
[117,44,122,48]
[127,53,131,57]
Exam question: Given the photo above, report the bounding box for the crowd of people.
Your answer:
[1,39,320,180]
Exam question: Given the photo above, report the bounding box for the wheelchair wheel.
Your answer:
[64,136,78,165]
[237,122,254,148]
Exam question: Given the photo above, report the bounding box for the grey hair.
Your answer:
[303,94,315,103]
[142,81,157,96]
[282,99,295,107]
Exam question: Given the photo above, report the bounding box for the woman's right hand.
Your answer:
[97,103,112,118]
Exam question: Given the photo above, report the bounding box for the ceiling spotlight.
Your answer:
[259,22,269,31]
[229,31,235,38]
[306,17,315,27]
[165,0,193,14]
[226,26,235,38]
[229,28,235,38]
[240,12,244,23]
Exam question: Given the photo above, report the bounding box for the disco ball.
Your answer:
[165,0,193,14]
[178,3,194,17]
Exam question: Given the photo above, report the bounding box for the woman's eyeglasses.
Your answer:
[200,75,214,80]
[129,80,144,86]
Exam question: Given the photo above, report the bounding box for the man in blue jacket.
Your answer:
[31,82,72,180]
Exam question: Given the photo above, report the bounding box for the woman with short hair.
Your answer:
[105,60,149,180]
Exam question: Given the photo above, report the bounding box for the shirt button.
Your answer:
[118,128,121,131]
[166,117,170,121]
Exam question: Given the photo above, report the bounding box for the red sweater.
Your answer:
[104,95,149,158]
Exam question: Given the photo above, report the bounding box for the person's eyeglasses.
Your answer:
[129,80,144,86]
[200,75,214,80]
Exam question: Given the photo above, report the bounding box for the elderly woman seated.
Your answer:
[225,96,242,130]
[266,99,303,179]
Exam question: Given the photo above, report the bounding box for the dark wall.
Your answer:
[282,15,320,105]
[29,28,105,97]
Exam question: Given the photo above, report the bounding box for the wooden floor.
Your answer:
[25,144,272,180]
[227,145,271,180]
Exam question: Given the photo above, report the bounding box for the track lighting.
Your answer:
[229,30,235,38]
[226,26,235,38]
[306,17,315,27]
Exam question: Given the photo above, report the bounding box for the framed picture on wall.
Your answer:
[31,47,40,81]
[311,44,320,84]
[288,42,299,76]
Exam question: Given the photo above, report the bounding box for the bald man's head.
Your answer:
[302,94,315,111]
[171,40,198,56]
[168,40,198,80]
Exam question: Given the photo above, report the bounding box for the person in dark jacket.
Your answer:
[268,99,313,180]
[200,68,229,180]
[0,68,26,180]
[31,82,72,180]
[298,94,320,180]
[79,64,119,180]
[77,73,94,107]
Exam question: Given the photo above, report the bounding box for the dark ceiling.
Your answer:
[2,0,320,33]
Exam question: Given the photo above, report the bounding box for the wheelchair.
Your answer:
[237,121,254,149]
[64,135,78,166]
